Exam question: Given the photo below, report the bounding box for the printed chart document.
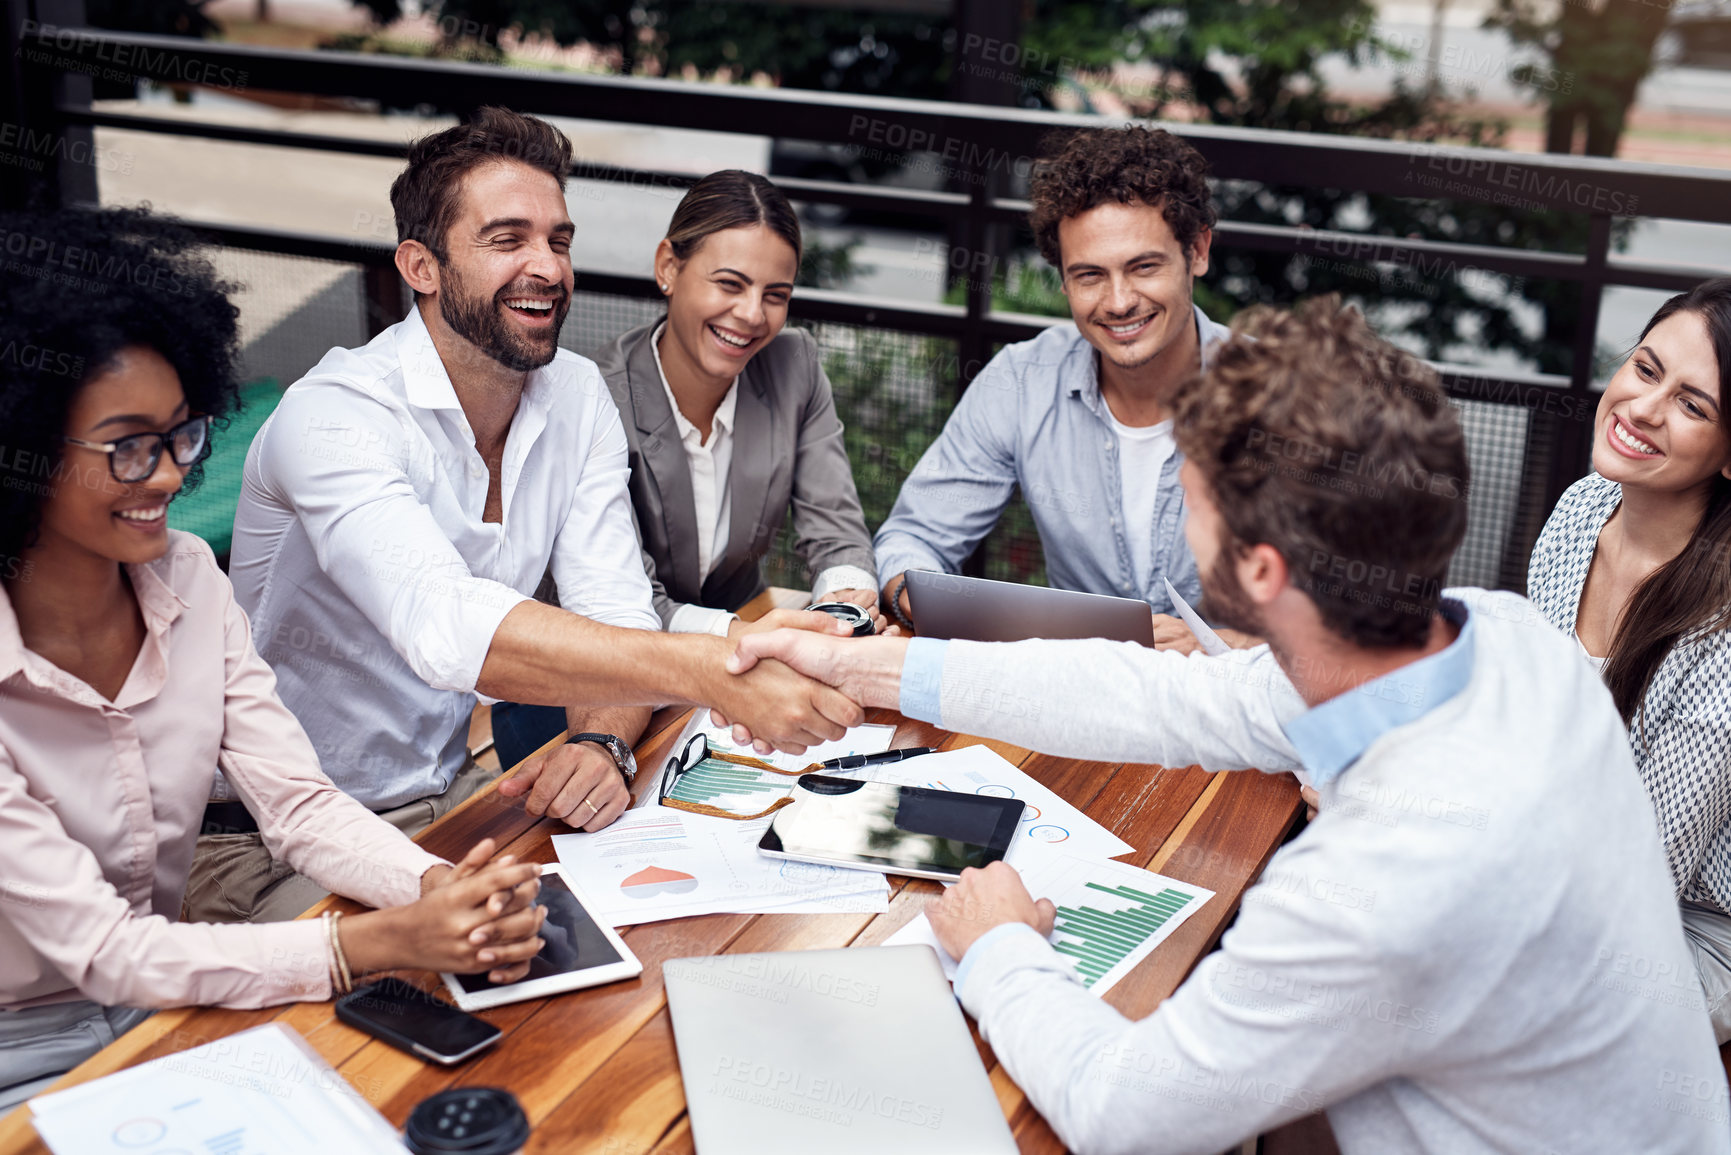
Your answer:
[553,807,889,927]
[886,854,1214,997]
[30,1022,403,1154]
[861,745,1134,868]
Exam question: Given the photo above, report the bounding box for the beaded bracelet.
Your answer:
[888,575,915,632]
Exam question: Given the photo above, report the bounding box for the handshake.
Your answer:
[704,602,913,755]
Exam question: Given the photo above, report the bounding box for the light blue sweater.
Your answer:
[907,588,1728,1155]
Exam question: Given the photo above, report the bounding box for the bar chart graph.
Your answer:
[884,854,1214,997]
[666,759,796,808]
[1051,881,1198,988]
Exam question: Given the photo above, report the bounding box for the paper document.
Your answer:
[30,1023,404,1154]
[1163,576,1230,656]
[885,854,1214,996]
[860,745,1134,867]
[553,807,888,927]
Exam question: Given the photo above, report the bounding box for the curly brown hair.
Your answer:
[1172,297,1470,649]
[1028,126,1216,270]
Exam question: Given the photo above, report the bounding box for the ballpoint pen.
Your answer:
[815,746,937,771]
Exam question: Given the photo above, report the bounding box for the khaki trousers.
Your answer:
[182,756,497,925]
[0,1002,153,1111]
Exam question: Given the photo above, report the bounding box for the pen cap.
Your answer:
[405,1087,529,1155]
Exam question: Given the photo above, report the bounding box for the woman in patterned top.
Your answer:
[1527,278,1731,1041]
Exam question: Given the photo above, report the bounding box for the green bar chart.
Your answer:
[1050,881,1198,988]
[667,759,794,807]
[885,853,1215,995]
[1016,855,1213,995]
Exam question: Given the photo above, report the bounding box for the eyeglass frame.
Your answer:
[64,414,212,484]
[659,732,815,821]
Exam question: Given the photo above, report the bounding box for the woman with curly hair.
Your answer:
[0,207,545,1108]
[1528,278,1731,1042]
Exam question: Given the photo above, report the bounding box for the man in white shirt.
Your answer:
[724,299,1730,1154]
[191,108,858,923]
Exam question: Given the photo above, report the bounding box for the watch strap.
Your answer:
[567,732,636,784]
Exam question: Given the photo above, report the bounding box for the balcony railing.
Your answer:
[9,12,1731,590]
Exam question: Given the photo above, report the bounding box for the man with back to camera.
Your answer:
[874,124,1246,651]
[728,298,1729,1154]
[188,108,859,924]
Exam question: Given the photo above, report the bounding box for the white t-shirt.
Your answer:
[1103,408,1176,594]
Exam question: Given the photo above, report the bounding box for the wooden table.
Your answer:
[0,590,1302,1155]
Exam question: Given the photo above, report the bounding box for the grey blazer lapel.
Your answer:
[625,329,704,600]
[722,364,777,570]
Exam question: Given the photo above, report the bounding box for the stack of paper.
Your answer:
[30,1023,404,1153]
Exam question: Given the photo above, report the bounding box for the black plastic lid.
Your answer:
[807,601,875,636]
[404,1087,530,1155]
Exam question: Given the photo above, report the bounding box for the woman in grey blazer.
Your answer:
[490,172,881,768]
[598,170,881,636]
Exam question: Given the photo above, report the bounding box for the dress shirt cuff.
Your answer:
[255,919,336,1003]
[669,602,737,637]
[899,638,948,723]
[433,585,532,694]
[812,564,881,603]
[872,541,946,592]
[954,922,1063,1011]
[380,844,452,909]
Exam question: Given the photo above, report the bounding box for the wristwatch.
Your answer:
[567,732,638,786]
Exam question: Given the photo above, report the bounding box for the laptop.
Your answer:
[904,568,1156,645]
[665,945,1018,1155]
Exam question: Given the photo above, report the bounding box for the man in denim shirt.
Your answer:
[875,126,1232,647]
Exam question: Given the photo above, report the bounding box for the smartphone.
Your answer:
[335,977,502,1065]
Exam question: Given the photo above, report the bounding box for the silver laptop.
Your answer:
[905,568,1156,645]
[665,946,1018,1155]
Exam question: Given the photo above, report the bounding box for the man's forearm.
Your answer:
[565,704,651,747]
[478,602,727,711]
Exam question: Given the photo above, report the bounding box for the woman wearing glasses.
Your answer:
[1527,279,1731,1041]
[0,208,544,1108]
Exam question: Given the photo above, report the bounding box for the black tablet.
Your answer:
[757,774,1025,880]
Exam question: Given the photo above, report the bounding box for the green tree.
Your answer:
[1488,0,1670,156]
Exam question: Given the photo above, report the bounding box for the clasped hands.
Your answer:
[344,837,545,987]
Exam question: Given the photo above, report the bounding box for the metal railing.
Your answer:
[8,9,1731,587]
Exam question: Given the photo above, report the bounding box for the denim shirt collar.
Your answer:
[1281,598,1476,787]
[1067,303,1231,416]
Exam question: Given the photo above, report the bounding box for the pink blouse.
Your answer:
[0,531,445,1010]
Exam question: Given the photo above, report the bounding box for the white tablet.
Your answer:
[440,863,642,1011]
